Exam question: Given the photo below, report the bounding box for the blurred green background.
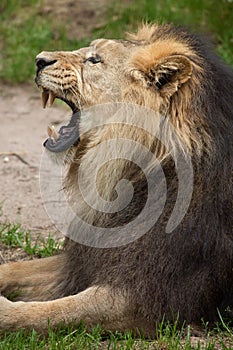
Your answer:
[0,0,232,83]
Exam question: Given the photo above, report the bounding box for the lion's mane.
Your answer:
[54,25,233,330]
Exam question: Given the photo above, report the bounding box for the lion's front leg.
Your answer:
[0,255,65,301]
[0,286,134,333]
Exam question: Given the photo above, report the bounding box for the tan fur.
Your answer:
[0,286,131,332]
[0,23,232,334]
[0,256,65,301]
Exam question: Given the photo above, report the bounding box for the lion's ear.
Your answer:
[151,55,193,91]
[130,52,193,97]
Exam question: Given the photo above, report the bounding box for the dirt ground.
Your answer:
[0,84,66,237]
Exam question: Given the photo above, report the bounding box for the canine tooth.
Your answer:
[42,90,49,108]
[49,91,55,107]
[47,125,59,140]
[47,125,53,137]
[51,126,59,140]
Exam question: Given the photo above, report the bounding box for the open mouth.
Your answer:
[41,88,80,153]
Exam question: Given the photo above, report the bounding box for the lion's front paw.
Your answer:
[0,295,13,311]
[0,263,9,292]
[0,296,16,330]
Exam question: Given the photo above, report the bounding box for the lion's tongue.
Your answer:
[44,111,80,153]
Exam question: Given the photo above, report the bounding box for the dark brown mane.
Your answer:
[59,25,233,328]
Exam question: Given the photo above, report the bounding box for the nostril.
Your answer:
[35,58,57,71]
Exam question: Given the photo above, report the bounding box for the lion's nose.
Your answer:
[35,57,57,72]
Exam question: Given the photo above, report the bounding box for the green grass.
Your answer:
[0,221,62,257]
[0,0,232,83]
[0,221,233,349]
[0,0,88,83]
[0,317,232,349]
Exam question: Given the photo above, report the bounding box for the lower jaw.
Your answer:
[44,110,80,153]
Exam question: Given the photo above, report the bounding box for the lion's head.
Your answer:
[35,24,218,159]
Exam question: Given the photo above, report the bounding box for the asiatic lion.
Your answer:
[0,23,232,336]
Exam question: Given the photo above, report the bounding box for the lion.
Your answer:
[0,23,232,336]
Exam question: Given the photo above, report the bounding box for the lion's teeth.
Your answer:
[47,125,59,141]
[51,126,59,140]
[49,91,55,107]
[47,125,52,137]
[42,90,49,108]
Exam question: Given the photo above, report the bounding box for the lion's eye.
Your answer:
[84,55,101,64]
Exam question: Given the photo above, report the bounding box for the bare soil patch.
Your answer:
[0,84,67,237]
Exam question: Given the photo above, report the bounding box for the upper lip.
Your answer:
[35,59,79,114]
